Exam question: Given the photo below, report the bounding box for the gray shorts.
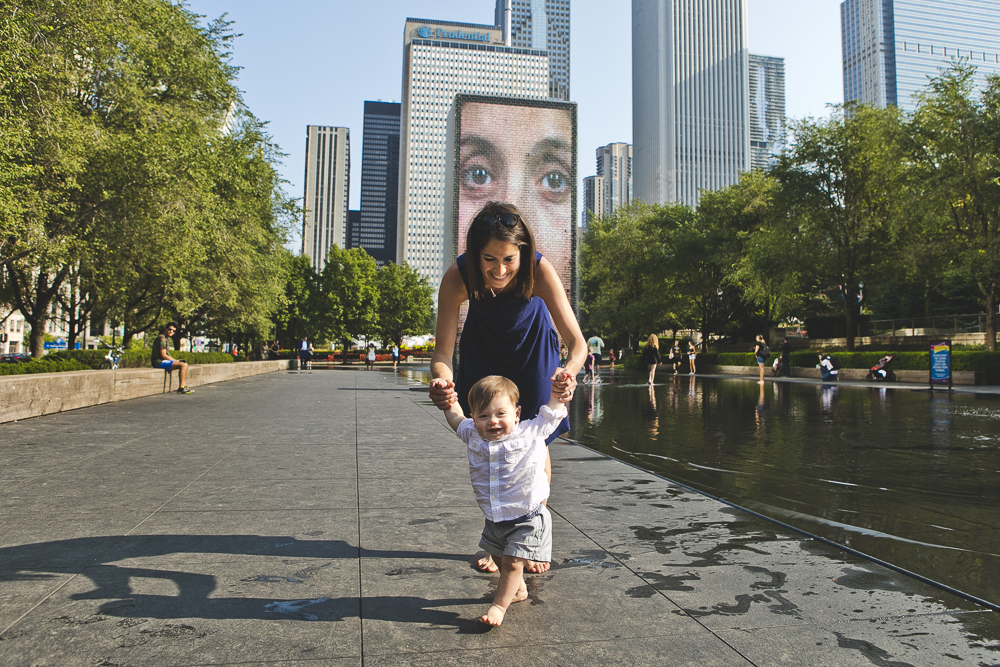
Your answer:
[479,505,551,563]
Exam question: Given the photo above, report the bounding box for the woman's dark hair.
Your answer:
[465,202,536,301]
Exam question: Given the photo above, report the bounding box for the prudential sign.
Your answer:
[418,26,491,42]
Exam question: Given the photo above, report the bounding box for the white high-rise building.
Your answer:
[841,0,1000,114]
[495,0,571,100]
[582,175,605,228]
[302,126,350,271]
[748,54,785,171]
[397,18,549,289]
[632,0,751,206]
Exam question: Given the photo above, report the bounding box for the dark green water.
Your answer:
[568,372,1000,606]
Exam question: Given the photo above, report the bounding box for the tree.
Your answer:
[318,246,379,353]
[375,261,434,346]
[910,63,1000,350]
[582,202,684,347]
[1,0,242,355]
[772,104,907,350]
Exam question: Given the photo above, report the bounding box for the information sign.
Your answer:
[930,340,952,388]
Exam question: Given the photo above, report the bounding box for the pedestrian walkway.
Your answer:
[1,368,997,666]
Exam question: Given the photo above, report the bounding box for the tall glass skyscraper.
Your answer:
[748,54,785,171]
[842,0,1000,113]
[353,101,400,266]
[495,0,571,100]
[632,0,751,206]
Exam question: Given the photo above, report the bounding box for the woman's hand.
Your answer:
[429,378,458,410]
[551,368,577,403]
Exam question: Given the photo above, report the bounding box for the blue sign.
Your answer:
[418,25,491,42]
[44,339,67,350]
[930,340,951,386]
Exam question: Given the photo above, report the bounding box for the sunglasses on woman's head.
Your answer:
[475,212,518,228]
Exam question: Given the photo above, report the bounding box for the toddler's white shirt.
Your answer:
[457,403,567,522]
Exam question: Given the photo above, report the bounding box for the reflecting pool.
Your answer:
[568,372,1000,607]
[403,368,1000,606]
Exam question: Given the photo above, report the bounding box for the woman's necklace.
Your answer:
[490,288,497,297]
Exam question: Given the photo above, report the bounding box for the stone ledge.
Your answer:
[0,360,292,424]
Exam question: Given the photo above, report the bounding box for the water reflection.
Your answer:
[567,373,1000,606]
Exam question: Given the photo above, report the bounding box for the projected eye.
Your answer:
[465,167,493,187]
[538,168,569,203]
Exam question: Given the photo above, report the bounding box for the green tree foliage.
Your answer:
[317,246,379,352]
[910,64,1000,350]
[772,104,906,350]
[375,261,434,346]
[0,1,293,356]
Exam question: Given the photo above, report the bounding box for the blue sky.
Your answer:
[182,0,844,246]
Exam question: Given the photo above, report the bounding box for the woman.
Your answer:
[687,340,698,375]
[430,201,587,574]
[753,335,768,385]
[642,335,661,385]
[391,342,401,371]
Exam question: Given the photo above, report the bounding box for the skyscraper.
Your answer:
[397,18,549,289]
[495,0,571,100]
[353,101,401,265]
[841,0,1000,113]
[582,174,604,228]
[748,54,785,171]
[302,126,349,271]
[632,0,751,207]
[583,142,633,227]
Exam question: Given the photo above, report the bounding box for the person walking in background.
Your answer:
[298,336,311,371]
[753,334,769,385]
[608,348,616,370]
[559,344,568,369]
[391,342,401,371]
[780,338,791,377]
[642,335,661,385]
[671,341,682,374]
[687,340,698,375]
[586,334,605,373]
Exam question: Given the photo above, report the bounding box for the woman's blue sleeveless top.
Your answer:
[456,252,569,443]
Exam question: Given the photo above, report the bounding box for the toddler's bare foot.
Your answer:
[525,561,550,573]
[512,581,528,603]
[476,553,499,573]
[482,603,507,626]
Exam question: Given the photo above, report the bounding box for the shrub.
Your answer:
[0,358,91,376]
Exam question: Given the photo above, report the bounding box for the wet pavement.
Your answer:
[1,367,997,666]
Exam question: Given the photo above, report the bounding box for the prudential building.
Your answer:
[397,18,549,290]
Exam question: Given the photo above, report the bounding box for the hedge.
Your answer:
[0,358,92,376]
[46,349,235,369]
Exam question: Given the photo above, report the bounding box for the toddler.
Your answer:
[439,373,568,626]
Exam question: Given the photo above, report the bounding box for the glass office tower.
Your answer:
[632,0,751,207]
[748,54,785,171]
[353,101,401,266]
[842,0,1000,113]
[495,0,571,100]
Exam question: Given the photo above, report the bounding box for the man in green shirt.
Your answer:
[151,322,192,394]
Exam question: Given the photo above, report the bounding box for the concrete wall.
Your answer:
[1,360,292,424]
[703,365,981,385]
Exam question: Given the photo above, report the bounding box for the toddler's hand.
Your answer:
[429,378,457,410]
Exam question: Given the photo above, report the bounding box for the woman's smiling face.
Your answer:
[478,240,521,294]
[458,102,573,286]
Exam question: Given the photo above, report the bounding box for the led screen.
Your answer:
[447,95,578,307]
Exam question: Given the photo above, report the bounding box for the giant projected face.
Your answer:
[456,100,574,290]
